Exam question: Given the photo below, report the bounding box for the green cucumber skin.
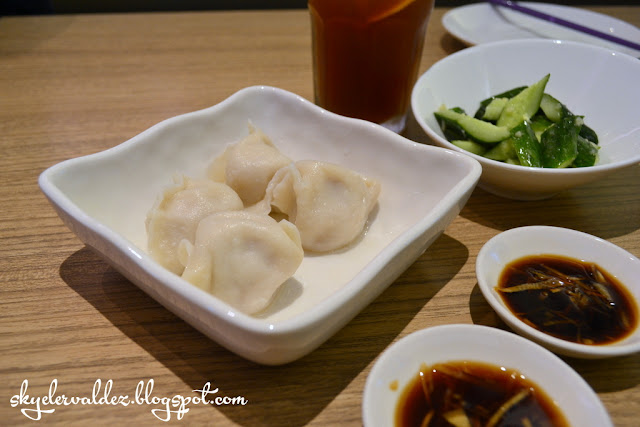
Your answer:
[530,114,554,140]
[539,94,599,146]
[484,139,516,161]
[451,140,488,156]
[479,86,527,107]
[579,124,599,145]
[435,111,468,141]
[541,114,580,168]
[573,135,599,167]
[433,75,600,168]
[435,108,509,143]
[511,121,543,168]
[474,86,527,119]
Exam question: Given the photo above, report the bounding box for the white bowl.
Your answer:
[477,226,640,358]
[411,39,640,200]
[39,86,481,365]
[362,324,612,427]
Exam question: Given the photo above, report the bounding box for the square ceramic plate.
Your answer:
[39,86,481,365]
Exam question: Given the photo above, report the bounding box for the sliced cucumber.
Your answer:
[540,96,599,145]
[451,140,488,156]
[579,124,599,145]
[479,86,527,106]
[432,75,600,168]
[505,158,521,165]
[482,97,509,121]
[497,74,550,130]
[541,114,580,168]
[474,86,526,119]
[510,121,542,168]
[540,93,567,123]
[434,108,468,141]
[435,107,510,143]
[484,139,516,161]
[530,114,554,140]
[573,135,599,167]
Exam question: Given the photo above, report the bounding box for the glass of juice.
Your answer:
[308,0,435,133]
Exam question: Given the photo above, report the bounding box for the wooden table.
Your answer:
[1,6,639,426]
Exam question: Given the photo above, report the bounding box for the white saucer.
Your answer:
[362,324,612,427]
[442,2,640,57]
[476,226,640,359]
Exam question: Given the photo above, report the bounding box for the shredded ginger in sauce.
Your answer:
[496,254,637,345]
[395,360,568,427]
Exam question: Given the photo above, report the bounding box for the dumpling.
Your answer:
[207,123,291,206]
[145,176,243,275]
[179,211,304,315]
[259,160,380,252]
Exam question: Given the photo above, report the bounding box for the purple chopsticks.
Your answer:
[487,0,640,52]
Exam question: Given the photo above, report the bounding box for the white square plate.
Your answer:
[39,86,481,365]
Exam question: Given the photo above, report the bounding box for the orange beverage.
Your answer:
[309,0,434,132]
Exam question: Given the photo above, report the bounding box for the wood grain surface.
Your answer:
[1,6,639,426]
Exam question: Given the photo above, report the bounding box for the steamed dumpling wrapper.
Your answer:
[179,211,304,315]
[208,123,291,206]
[259,160,380,253]
[145,176,243,275]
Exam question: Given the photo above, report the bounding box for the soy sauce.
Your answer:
[395,361,568,427]
[496,254,637,345]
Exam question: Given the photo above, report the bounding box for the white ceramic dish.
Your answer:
[411,38,640,200]
[39,86,481,365]
[477,226,640,359]
[362,324,612,427]
[442,2,640,57]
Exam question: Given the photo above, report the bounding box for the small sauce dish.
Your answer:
[477,225,640,358]
[362,324,612,426]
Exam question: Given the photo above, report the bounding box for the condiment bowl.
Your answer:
[477,225,640,358]
[411,39,640,200]
[362,324,612,427]
[39,86,481,365]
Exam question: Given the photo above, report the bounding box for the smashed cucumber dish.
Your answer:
[434,74,599,168]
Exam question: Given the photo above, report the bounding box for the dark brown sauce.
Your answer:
[395,360,568,427]
[496,254,637,345]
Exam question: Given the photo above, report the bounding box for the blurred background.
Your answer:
[2,0,638,15]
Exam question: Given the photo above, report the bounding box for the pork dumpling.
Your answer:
[260,160,380,252]
[179,211,304,315]
[145,176,243,275]
[207,123,291,206]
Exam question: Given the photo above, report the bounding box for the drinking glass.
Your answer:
[309,0,435,133]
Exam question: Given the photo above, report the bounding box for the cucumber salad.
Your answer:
[434,74,599,168]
